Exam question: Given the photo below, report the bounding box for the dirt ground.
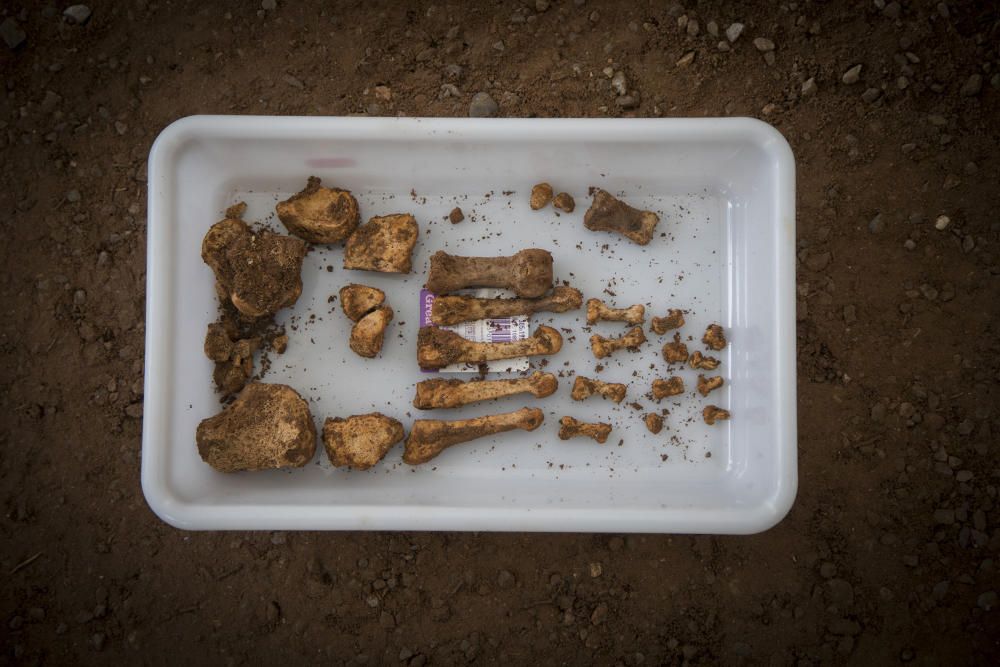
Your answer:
[2,0,999,664]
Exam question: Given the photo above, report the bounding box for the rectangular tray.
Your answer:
[141,116,796,533]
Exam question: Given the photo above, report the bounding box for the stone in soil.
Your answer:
[801,77,817,97]
[725,22,744,42]
[960,74,982,97]
[63,5,93,25]
[753,37,775,52]
[1,18,26,49]
[469,92,498,117]
[842,65,862,85]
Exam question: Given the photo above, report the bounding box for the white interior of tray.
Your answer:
[143,118,795,532]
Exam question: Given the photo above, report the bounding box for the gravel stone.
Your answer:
[611,71,627,96]
[497,570,515,590]
[801,77,817,97]
[862,87,881,103]
[725,22,744,42]
[934,215,950,230]
[868,214,884,233]
[1,18,27,49]
[753,37,775,52]
[978,591,997,611]
[960,74,982,97]
[842,65,862,85]
[468,92,498,117]
[64,5,93,25]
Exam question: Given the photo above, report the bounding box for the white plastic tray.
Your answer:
[142,116,796,533]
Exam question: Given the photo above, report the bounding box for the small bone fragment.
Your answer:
[425,249,553,298]
[343,213,419,273]
[201,203,306,318]
[431,286,582,326]
[204,321,259,396]
[644,413,664,434]
[339,283,386,321]
[558,416,612,444]
[689,351,721,370]
[702,323,727,350]
[323,413,405,470]
[417,325,563,369]
[697,374,724,396]
[530,183,553,209]
[583,188,660,245]
[553,192,575,212]
[196,383,317,472]
[650,309,685,334]
[449,207,465,224]
[571,376,627,403]
[403,407,544,464]
[350,306,393,358]
[590,326,646,359]
[586,298,645,325]
[661,332,689,363]
[271,334,288,354]
[703,405,731,425]
[276,176,360,243]
[414,372,558,409]
[652,376,685,400]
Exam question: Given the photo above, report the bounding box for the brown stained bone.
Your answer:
[339,283,386,321]
[413,372,558,410]
[652,376,685,401]
[702,323,728,350]
[590,326,646,359]
[697,374,725,396]
[204,320,259,396]
[650,309,685,335]
[689,351,721,370]
[661,332,689,364]
[558,416,612,444]
[583,188,660,245]
[403,407,544,464]
[644,413,664,434]
[417,325,562,369]
[449,207,465,224]
[323,413,404,470]
[196,383,317,472]
[586,298,645,325]
[553,192,575,212]
[571,376,627,404]
[425,249,553,298]
[703,405,731,425]
[431,286,582,326]
[201,203,306,318]
[350,306,393,358]
[530,183,553,210]
[343,213,419,273]
[276,176,360,244]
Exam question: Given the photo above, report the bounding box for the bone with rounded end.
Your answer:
[413,372,558,409]
[661,332,689,363]
[589,326,646,359]
[644,413,664,434]
[417,325,563,369]
[530,183,553,210]
[650,309,685,334]
[583,188,660,245]
[652,376,685,401]
[431,286,582,326]
[276,176,360,244]
[586,298,645,325]
[403,407,544,464]
[703,405,731,425]
[571,376,627,404]
[558,416,612,444]
[425,249,553,298]
[689,351,721,370]
[339,283,385,321]
[350,306,393,358]
[697,374,724,396]
[323,413,404,470]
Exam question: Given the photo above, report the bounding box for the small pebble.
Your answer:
[862,87,882,103]
[448,207,464,224]
[934,215,950,230]
[469,92,498,118]
[497,570,516,590]
[63,4,92,25]
[842,64,863,85]
[66,190,81,203]
[753,37,775,52]
[960,74,982,97]
[589,562,603,578]
[261,0,276,8]
[868,214,884,234]
[978,591,997,611]
[1,18,27,49]
[725,22,744,42]
[801,77,817,97]
[611,71,627,96]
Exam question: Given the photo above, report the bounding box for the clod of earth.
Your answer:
[431,286,582,326]
[403,407,544,464]
[204,319,259,396]
[586,298,645,325]
[343,213,419,273]
[413,371,558,409]
[558,416,612,444]
[583,188,660,245]
[425,249,553,298]
[571,376,627,403]
[323,413,405,470]
[196,383,317,472]
[201,202,307,318]
[417,325,562,369]
[590,326,646,359]
[276,176,360,244]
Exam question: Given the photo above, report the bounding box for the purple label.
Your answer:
[419,289,437,373]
